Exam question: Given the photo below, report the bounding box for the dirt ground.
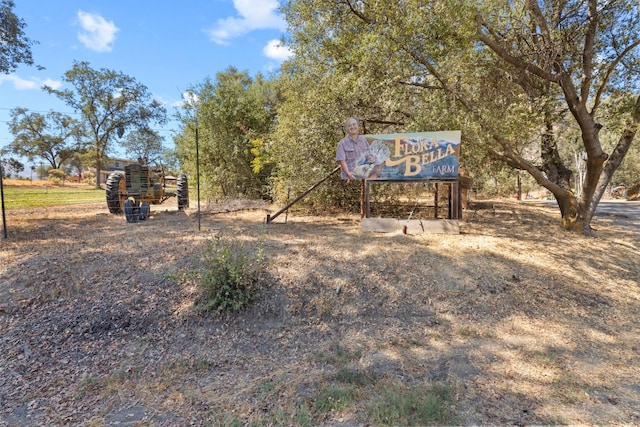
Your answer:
[0,196,639,426]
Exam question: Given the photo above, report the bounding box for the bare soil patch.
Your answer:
[1,198,639,425]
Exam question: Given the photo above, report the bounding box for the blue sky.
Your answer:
[0,0,292,164]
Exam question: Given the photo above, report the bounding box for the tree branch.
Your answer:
[580,0,598,104]
[397,80,443,90]
[341,0,374,24]
[592,38,640,113]
[475,15,560,84]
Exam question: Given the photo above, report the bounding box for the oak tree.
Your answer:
[120,128,164,166]
[44,61,167,187]
[282,0,640,234]
[8,107,86,169]
[0,0,39,73]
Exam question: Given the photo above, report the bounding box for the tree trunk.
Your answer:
[537,119,585,231]
[540,121,573,191]
[95,156,102,189]
[588,95,640,225]
[555,191,580,230]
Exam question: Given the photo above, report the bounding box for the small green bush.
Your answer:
[195,233,265,313]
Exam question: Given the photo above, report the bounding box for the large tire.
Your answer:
[124,199,138,223]
[177,174,189,210]
[106,173,124,214]
[139,202,150,221]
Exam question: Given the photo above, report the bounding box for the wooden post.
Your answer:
[364,180,371,218]
[360,179,366,218]
[449,181,460,219]
[434,183,439,219]
[457,181,463,219]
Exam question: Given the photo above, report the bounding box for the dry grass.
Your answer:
[0,197,639,425]
[1,178,91,188]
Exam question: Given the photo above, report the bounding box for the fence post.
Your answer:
[1,161,7,239]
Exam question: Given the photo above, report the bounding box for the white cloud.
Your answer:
[182,91,200,106]
[77,11,119,52]
[41,78,62,90]
[0,74,62,90]
[205,0,286,45]
[0,74,37,90]
[263,39,292,61]
[170,100,184,109]
[169,91,200,109]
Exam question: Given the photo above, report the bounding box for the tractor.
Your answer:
[105,163,189,222]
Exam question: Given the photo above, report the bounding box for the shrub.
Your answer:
[625,181,640,200]
[47,168,66,185]
[82,170,95,185]
[195,233,265,313]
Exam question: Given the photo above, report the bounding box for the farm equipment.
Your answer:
[105,163,189,222]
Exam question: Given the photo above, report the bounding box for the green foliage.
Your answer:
[195,233,265,313]
[0,0,38,73]
[0,155,23,178]
[47,168,66,185]
[313,343,363,366]
[44,60,167,187]
[120,128,164,165]
[598,94,640,186]
[280,0,640,230]
[269,70,350,207]
[174,68,278,200]
[311,386,356,414]
[366,381,456,426]
[161,148,180,176]
[270,65,413,210]
[274,0,521,207]
[81,170,95,185]
[8,107,86,169]
[333,367,375,386]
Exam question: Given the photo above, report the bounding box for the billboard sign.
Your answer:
[352,130,461,180]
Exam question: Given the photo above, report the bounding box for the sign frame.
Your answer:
[356,130,461,181]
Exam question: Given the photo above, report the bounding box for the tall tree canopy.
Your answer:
[175,67,278,199]
[281,0,640,234]
[8,107,86,169]
[44,61,167,187]
[120,128,164,166]
[0,0,39,73]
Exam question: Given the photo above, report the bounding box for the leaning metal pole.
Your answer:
[266,166,340,224]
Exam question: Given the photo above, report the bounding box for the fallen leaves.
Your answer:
[0,199,639,425]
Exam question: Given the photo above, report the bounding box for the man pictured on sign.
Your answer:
[335,117,387,180]
[361,131,461,181]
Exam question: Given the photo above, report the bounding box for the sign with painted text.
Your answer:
[351,131,461,180]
